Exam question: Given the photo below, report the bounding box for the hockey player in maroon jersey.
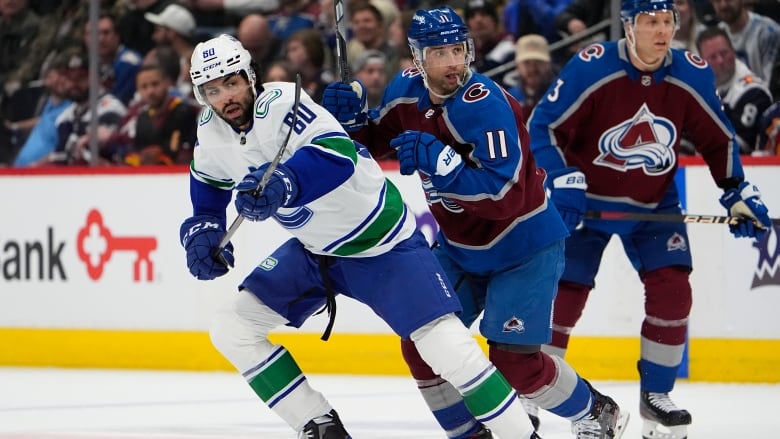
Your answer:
[323,6,629,439]
[527,0,773,438]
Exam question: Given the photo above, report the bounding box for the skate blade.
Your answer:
[612,411,629,439]
[641,419,688,439]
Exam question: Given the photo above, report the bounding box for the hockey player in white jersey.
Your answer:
[179,34,541,439]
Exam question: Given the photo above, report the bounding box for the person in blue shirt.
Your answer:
[13,60,72,167]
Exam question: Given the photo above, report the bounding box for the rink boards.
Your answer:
[1,159,779,383]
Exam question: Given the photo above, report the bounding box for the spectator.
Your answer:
[11,60,72,167]
[502,0,572,43]
[464,0,516,87]
[555,0,612,55]
[697,26,773,154]
[2,0,87,95]
[118,0,173,56]
[388,9,415,70]
[38,46,127,166]
[0,0,40,89]
[145,2,197,100]
[347,2,400,80]
[262,59,295,82]
[142,44,184,97]
[267,0,316,41]
[672,0,705,53]
[506,34,559,123]
[284,28,334,102]
[110,64,197,166]
[757,101,780,155]
[351,49,388,108]
[189,0,279,14]
[710,0,780,98]
[237,13,283,78]
[84,13,144,106]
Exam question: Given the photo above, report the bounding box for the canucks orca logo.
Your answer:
[594,104,676,175]
[751,227,780,288]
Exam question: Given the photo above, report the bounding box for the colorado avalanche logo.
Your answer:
[421,175,463,213]
[502,316,526,333]
[401,67,422,78]
[594,104,676,175]
[751,227,780,288]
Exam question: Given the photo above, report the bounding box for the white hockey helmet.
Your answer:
[190,34,257,106]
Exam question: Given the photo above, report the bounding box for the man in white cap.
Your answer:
[145,3,196,40]
[145,3,197,100]
[506,34,558,123]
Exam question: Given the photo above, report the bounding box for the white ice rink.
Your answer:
[1,367,777,438]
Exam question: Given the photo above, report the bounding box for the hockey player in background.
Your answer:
[322,7,628,439]
[695,26,774,155]
[179,34,539,439]
[527,0,773,438]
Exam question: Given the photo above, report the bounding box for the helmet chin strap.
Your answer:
[418,62,473,100]
[625,24,662,71]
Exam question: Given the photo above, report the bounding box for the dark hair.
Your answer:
[350,2,385,25]
[144,45,181,82]
[287,28,326,68]
[695,26,733,53]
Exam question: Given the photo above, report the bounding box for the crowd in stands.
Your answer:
[1,0,779,167]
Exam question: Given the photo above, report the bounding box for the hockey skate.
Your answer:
[520,396,541,431]
[298,409,351,439]
[639,391,691,439]
[466,426,542,439]
[467,426,493,438]
[571,383,629,439]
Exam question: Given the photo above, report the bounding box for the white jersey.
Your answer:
[719,12,780,85]
[717,60,773,153]
[191,81,416,257]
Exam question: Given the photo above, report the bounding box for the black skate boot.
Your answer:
[639,391,691,439]
[298,409,351,439]
[520,397,541,431]
[571,382,629,439]
[467,426,493,438]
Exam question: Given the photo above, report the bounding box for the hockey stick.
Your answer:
[333,0,350,83]
[584,210,780,226]
[214,74,303,266]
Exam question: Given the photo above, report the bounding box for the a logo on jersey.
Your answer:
[463,83,489,103]
[401,67,422,78]
[255,89,282,118]
[421,175,463,212]
[666,232,688,252]
[274,207,314,229]
[578,43,605,62]
[425,108,436,118]
[751,227,780,288]
[594,103,676,175]
[198,108,213,126]
[502,316,526,333]
[259,256,278,271]
[685,52,707,69]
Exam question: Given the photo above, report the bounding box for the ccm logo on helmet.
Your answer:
[203,61,222,71]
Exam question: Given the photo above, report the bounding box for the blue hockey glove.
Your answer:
[545,167,587,232]
[321,80,368,132]
[235,162,299,221]
[719,181,771,239]
[179,215,234,280]
[391,130,463,187]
